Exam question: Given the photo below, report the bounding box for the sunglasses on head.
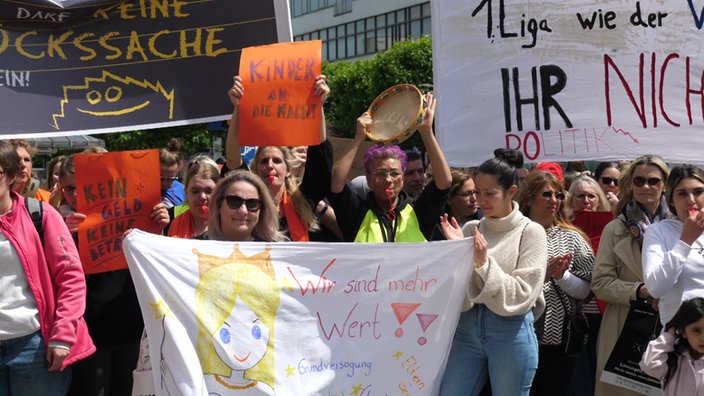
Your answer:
[539,191,566,201]
[600,177,618,186]
[632,176,662,188]
[225,195,261,211]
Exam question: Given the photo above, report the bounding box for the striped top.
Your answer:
[537,225,595,346]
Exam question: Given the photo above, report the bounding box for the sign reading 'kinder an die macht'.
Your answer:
[238,40,323,147]
[75,149,161,274]
[0,0,290,138]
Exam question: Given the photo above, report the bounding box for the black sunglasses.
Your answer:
[539,191,566,201]
[600,177,618,186]
[632,176,662,188]
[225,195,261,212]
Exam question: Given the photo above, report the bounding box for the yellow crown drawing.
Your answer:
[193,245,274,279]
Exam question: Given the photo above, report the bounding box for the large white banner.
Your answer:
[123,230,472,395]
[432,0,704,166]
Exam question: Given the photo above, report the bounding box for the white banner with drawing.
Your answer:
[123,230,472,395]
[432,0,704,166]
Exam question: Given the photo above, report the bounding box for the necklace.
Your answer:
[214,375,258,390]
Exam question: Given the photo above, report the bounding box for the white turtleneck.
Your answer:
[460,201,548,317]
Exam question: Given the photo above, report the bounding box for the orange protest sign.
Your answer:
[238,40,322,146]
[75,149,161,274]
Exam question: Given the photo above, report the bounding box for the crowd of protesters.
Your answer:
[3,73,704,396]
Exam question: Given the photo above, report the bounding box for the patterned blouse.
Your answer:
[537,225,595,346]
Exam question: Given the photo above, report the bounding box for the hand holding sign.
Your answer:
[238,40,323,146]
[75,149,161,274]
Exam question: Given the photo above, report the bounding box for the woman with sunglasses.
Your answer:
[594,162,621,211]
[643,164,704,328]
[438,149,547,396]
[203,170,286,242]
[591,155,673,396]
[167,155,220,239]
[133,170,284,395]
[515,170,595,395]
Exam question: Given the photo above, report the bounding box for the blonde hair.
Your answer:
[517,170,590,242]
[9,139,37,157]
[252,146,319,232]
[614,155,669,215]
[567,174,611,218]
[206,170,286,242]
[195,261,279,385]
[183,155,220,190]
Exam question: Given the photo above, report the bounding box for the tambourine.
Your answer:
[366,84,426,146]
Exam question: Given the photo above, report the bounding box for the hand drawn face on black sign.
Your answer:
[51,71,174,130]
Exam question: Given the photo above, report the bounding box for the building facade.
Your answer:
[290,0,431,61]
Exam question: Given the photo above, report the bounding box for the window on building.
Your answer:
[290,0,336,17]
[294,1,431,61]
[334,0,352,16]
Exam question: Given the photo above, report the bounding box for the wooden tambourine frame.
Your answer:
[366,84,425,146]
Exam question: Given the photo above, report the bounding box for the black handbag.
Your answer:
[561,311,588,356]
[554,279,588,356]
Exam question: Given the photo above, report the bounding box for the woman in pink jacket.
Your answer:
[0,140,94,395]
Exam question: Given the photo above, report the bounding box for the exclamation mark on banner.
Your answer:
[415,313,439,345]
[391,302,421,338]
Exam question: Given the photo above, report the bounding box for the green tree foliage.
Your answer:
[100,123,215,156]
[323,36,433,148]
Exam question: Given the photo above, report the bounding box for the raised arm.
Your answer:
[417,93,451,190]
[314,74,330,142]
[225,76,244,170]
[331,113,370,193]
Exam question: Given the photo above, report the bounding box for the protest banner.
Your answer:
[123,230,473,395]
[75,149,161,274]
[238,40,323,146]
[432,0,704,165]
[0,0,290,138]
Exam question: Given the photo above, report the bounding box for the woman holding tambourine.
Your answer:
[327,88,451,243]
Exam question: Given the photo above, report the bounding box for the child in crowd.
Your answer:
[640,297,704,395]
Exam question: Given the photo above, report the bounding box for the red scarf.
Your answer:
[282,189,309,241]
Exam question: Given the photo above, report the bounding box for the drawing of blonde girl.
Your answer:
[195,257,280,395]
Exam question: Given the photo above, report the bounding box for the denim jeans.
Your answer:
[440,304,538,396]
[0,331,71,396]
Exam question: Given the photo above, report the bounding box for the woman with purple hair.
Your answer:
[328,93,451,242]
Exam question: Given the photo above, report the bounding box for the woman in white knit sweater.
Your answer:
[439,149,548,396]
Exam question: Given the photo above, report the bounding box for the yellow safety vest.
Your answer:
[354,205,426,243]
[174,203,190,218]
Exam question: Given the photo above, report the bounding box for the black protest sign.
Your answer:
[0,0,289,137]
